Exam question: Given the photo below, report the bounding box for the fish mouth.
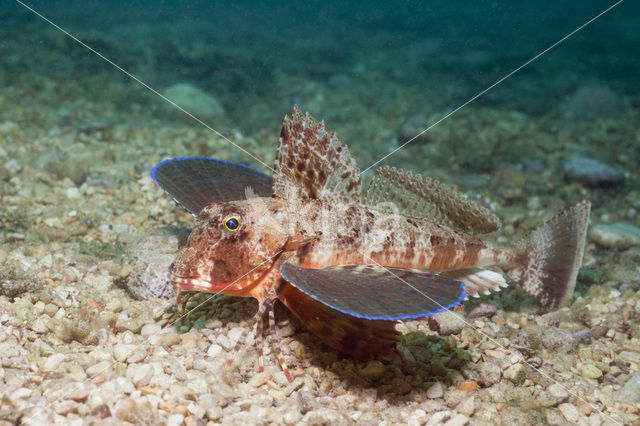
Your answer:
[171,275,239,294]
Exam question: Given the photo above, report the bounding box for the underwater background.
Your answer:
[1,1,639,424]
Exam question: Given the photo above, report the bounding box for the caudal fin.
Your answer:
[507,200,590,308]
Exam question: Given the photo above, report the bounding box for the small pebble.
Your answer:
[615,372,640,404]
[227,327,244,343]
[467,302,496,319]
[248,373,269,388]
[540,327,576,353]
[105,298,123,313]
[426,411,451,426]
[167,414,185,426]
[478,362,501,386]
[115,318,145,334]
[426,382,444,399]
[455,396,475,416]
[216,334,233,351]
[444,414,469,426]
[619,351,640,366]
[547,384,569,402]
[581,363,603,379]
[558,403,580,423]
[457,381,477,392]
[44,353,66,371]
[503,363,526,385]
[361,360,386,381]
[113,344,137,362]
[407,409,428,426]
[207,344,223,358]
[127,364,155,387]
[140,323,162,339]
[14,298,34,321]
[159,332,181,347]
[55,400,79,415]
[11,387,32,399]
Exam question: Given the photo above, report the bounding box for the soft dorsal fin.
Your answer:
[272,106,361,204]
[364,166,501,234]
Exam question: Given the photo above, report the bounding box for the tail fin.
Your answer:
[507,200,590,308]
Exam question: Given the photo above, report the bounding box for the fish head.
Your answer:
[170,197,290,295]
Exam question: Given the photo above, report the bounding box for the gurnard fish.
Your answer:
[151,106,590,381]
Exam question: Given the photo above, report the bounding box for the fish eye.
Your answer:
[222,215,242,233]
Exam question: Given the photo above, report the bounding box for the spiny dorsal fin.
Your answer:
[273,106,361,204]
[364,166,501,234]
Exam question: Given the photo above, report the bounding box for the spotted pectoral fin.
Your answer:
[443,268,508,299]
[280,263,466,320]
[151,157,273,216]
[272,106,361,204]
[364,166,501,234]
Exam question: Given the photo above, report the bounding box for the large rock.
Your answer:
[563,85,624,119]
[590,222,640,250]
[120,231,181,299]
[563,157,623,188]
[162,83,225,119]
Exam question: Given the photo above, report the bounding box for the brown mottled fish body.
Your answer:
[158,106,590,380]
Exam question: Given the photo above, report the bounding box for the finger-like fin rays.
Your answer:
[224,298,292,382]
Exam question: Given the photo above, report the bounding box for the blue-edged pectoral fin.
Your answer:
[280,263,466,321]
[151,157,273,216]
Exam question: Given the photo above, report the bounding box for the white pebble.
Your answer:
[444,414,470,426]
[128,363,154,387]
[188,402,206,418]
[55,400,79,415]
[37,254,53,268]
[408,409,428,426]
[29,318,49,334]
[216,334,233,351]
[112,344,137,362]
[167,414,184,426]
[426,411,451,426]
[11,387,33,399]
[65,187,81,199]
[547,383,569,401]
[207,344,223,358]
[426,382,444,399]
[44,353,66,371]
[283,407,302,425]
[228,327,245,343]
[558,403,580,423]
[140,323,162,338]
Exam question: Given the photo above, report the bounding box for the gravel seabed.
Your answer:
[1,111,639,425]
